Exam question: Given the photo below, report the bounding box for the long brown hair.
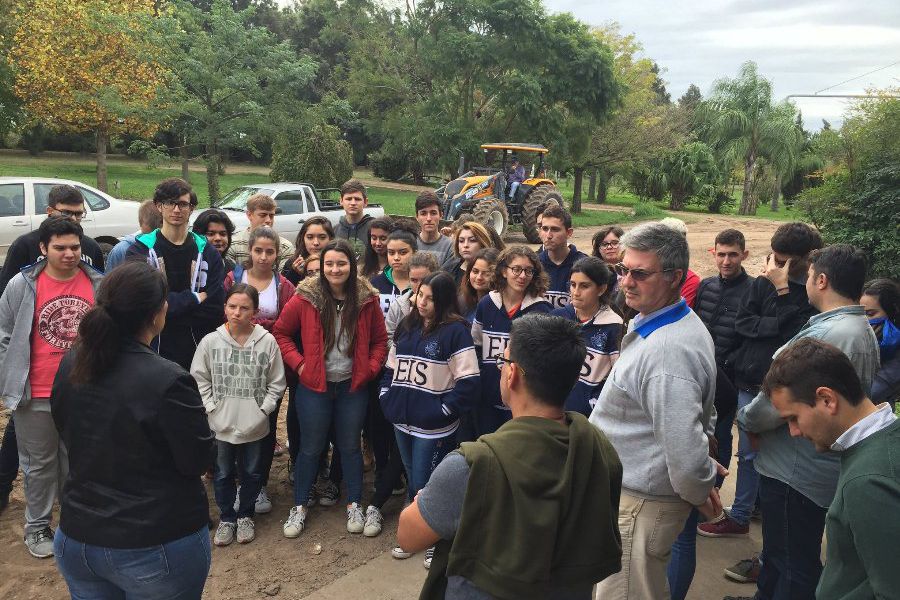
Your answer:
[459,248,500,314]
[291,216,335,263]
[399,272,466,340]
[320,240,361,356]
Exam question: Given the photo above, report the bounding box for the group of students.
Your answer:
[0,175,897,600]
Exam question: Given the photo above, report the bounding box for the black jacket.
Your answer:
[694,270,755,371]
[0,228,105,293]
[51,339,214,548]
[731,276,817,390]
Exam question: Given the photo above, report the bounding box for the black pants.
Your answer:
[0,418,18,497]
[259,397,282,488]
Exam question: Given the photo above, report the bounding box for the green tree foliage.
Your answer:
[661,141,720,210]
[269,123,353,189]
[700,61,802,215]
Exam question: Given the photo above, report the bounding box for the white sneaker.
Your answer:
[283,505,307,538]
[214,522,236,547]
[255,487,272,514]
[363,505,383,537]
[236,517,255,544]
[424,546,434,569]
[391,546,413,559]
[347,502,365,534]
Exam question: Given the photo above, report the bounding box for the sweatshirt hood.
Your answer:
[338,213,374,229]
[213,323,269,348]
[487,289,550,311]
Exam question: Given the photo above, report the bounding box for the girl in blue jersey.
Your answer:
[550,256,623,416]
[379,271,480,566]
[370,229,416,317]
[457,248,500,323]
[471,245,552,435]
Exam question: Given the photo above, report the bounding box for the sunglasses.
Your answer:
[613,262,675,282]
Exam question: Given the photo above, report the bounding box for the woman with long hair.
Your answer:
[550,256,623,416]
[458,248,500,323]
[362,217,395,278]
[273,240,388,539]
[441,221,502,285]
[861,278,900,406]
[283,216,335,285]
[471,246,552,435]
[379,271,479,567]
[51,262,214,599]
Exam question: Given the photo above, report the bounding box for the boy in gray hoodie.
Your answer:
[190,283,286,547]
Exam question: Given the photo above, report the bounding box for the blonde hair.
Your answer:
[453,222,493,258]
[247,193,276,214]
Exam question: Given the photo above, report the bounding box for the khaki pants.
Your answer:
[594,493,692,600]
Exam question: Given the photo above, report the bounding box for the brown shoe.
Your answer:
[724,555,761,583]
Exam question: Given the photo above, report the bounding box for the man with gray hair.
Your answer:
[590,222,721,600]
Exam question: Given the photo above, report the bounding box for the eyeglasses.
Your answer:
[52,208,85,220]
[506,265,535,278]
[613,262,674,282]
[493,354,525,375]
[599,241,619,249]
[161,200,193,211]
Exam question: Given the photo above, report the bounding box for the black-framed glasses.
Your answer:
[599,240,619,249]
[506,265,535,278]
[493,354,525,375]
[613,262,674,282]
[52,208,85,220]
[160,199,193,210]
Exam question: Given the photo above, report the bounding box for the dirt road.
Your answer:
[0,214,783,599]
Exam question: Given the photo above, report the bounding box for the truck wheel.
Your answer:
[473,197,508,240]
[521,186,563,244]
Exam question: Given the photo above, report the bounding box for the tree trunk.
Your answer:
[180,136,190,183]
[770,174,782,212]
[572,167,584,213]
[206,137,220,205]
[96,128,109,192]
[587,169,597,203]
[738,153,755,215]
[597,169,609,204]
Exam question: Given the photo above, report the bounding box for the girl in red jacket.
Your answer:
[274,239,388,539]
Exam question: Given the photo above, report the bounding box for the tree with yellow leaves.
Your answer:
[9,0,168,191]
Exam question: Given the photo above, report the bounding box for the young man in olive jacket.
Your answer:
[397,313,623,600]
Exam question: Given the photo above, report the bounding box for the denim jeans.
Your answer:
[667,508,700,600]
[731,388,761,525]
[0,416,18,497]
[394,429,456,502]
[54,525,211,600]
[293,380,368,505]
[213,439,263,521]
[756,475,826,600]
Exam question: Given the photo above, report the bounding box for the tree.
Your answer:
[661,141,719,210]
[700,61,801,215]
[269,123,353,188]
[151,0,318,202]
[9,0,168,191]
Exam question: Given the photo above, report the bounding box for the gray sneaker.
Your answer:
[214,522,236,547]
[24,527,54,558]
[347,502,365,534]
[283,505,307,538]
[255,487,272,514]
[317,480,340,506]
[236,517,255,544]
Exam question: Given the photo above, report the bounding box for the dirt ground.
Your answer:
[0,213,782,599]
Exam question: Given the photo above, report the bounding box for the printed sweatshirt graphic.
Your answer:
[191,324,286,444]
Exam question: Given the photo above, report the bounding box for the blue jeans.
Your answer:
[293,380,368,505]
[508,181,521,200]
[756,476,825,600]
[394,429,456,501]
[667,508,700,600]
[213,439,263,521]
[54,526,211,600]
[731,388,761,525]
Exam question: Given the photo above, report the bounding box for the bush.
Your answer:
[631,202,666,220]
[269,124,353,189]
[369,147,409,182]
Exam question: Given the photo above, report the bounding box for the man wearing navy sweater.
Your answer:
[537,205,586,308]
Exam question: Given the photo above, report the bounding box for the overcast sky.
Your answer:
[546,0,900,129]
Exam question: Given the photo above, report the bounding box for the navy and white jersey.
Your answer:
[551,303,623,416]
[379,320,480,438]
[370,267,409,317]
[471,291,552,415]
[539,245,587,309]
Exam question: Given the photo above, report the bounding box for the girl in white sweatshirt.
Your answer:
[190,283,286,547]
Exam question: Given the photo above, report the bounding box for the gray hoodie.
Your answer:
[190,323,286,445]
[0,260,103,411]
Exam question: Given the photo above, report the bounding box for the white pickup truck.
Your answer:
[0,177,140,266]
[212,182,385,242]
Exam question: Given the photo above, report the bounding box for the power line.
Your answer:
[815,61,900,94]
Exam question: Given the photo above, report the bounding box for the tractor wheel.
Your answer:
[473,197,509,240]
[521,185,564,244]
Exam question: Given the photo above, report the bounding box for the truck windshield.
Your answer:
[217,187,275,210]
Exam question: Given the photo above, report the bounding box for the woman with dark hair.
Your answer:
[273,240,388,538]
[50,262,214,599]
[283,216,335,285]
[550,257,623,416]
[378,271,480,567]
[861,278,900,407]
[592,225,624,298]
[193,208,237,275]
[362,217,395,278]
[471,246,552,435]
[371,229,417,316]
[458,248,500,323]
[441,221,502,285]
